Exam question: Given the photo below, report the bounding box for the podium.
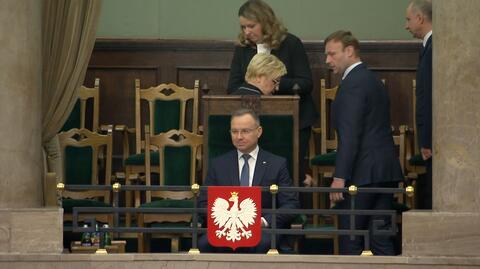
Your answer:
[202,95,300,186]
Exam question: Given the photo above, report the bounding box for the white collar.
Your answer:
[342,61,362,80]
[423,30,432,47]
[237,145,259,160]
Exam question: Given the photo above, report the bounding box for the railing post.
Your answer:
[189,183,200,254]
[267,184,279,255]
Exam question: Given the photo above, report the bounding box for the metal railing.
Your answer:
[57,183,414,255]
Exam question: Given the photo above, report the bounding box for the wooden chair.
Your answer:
[404,79,426,208]
[137,127,203,253]
[61,78,100,132]
[57,127,113,226]
[118,79,200,226]
[309,79,338,225]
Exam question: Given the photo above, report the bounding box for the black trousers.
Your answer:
[336,182,397,256]
[418,158,432,209]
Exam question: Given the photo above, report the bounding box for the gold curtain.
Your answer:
[42,0,102,143]
[42,0,102,205]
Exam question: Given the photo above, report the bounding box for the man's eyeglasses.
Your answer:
[230,127,258,136]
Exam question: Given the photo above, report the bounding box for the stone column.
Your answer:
[402,0,480,257]
[0,0,62,253]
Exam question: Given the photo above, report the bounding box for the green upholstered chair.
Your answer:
[136,127,203,253]
[119,79,199,226]
[61,78,100,132]
[57,127,113,226]
[309,79,338,225]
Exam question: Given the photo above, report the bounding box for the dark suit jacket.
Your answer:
[198,148,299,228]
[332,63,404,186]
[227,33,318,129]
[231,83,262,95]
[416,35,432,150]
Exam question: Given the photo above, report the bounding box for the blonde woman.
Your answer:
[232,53,286,95]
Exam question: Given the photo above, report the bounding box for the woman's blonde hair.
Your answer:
[237,0,288,49]
[245,53,287,82]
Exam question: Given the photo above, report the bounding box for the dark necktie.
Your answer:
[240,154,251,186]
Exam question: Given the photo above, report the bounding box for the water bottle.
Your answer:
[81,224,92,246]
[103,224,112,246]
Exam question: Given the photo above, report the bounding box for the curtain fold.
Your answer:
[42,0,102,204]
[42,0,102,144]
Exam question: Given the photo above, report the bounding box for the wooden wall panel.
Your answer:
[86,38,421,173]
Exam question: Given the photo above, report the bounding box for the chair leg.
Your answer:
[125,168,132,227]
[137,213,145,253]
[171,237,180,252]
[312,167,319,226]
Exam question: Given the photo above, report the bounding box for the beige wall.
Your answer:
[0,0,43,207]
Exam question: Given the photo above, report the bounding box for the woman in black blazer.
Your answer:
[229,0,318,187]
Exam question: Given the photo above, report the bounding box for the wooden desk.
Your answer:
[70,240,126,254]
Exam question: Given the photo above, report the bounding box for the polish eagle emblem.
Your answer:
[210,191,257,242]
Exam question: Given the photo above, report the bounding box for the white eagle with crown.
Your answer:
[211,191,258,242]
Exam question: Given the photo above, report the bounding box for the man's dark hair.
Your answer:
[231,108,261,126]
[324,30,360,55]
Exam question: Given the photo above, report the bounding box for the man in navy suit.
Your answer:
[405,0,433,209]
[198,108,299,253]
[325,30,404,255]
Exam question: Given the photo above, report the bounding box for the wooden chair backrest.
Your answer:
[134,79,199,154]
[78,78,100,132]
[144,126,202,203]
[57,128,112,203]
[320,79,339,154]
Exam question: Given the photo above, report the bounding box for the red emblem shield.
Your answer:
[207,186,262,250]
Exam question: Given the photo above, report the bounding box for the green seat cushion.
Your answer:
[409,154,426,166]
[140,199,194,208]
[124,151,160,166]
[62,198,110,213]
[310,151,337,166]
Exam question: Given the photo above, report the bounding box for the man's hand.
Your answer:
[329,177,345,203]
[421,147,432,160]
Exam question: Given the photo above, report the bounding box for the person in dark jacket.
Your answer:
[325,30,404,255]
[228,0,318,192]
[405,0,433,209]
[232,53,286,96]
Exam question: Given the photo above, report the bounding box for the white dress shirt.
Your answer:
[342,61,363,80]
[236,145,268,227]
[237,145,259,186]
[423,30,432,47]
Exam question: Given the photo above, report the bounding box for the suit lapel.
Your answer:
[420,36,432,58]
[229,151,241,186]
[252,149,267,186]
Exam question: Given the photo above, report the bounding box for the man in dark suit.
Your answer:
[405,0,433,209]
[198,108,299,253]
[325,30,404,255]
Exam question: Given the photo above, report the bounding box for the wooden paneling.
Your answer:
[86,38,421,173]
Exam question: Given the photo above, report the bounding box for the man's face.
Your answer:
[230,114,262,153]
[240,16,263,44]
[405,4,423,39]
[325,40,350,75]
